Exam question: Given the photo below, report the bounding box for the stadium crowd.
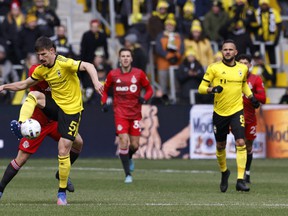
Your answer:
[0,0,287,105]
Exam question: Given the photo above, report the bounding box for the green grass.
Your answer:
[0,158,287,216]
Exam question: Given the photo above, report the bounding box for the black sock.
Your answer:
[119,153,130,176]
[0,161,21,192]
[246,153,253,172]
[56,151,79,179]
[128,147,137,160]
[58,188,66,193]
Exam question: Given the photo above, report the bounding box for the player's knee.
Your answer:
[216,141,226,150]
[236,138,245,147]
[29,91,44,100]
[72,134,83,151]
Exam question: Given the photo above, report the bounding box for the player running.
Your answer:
[0,64,83,200]
[237,54,266,183]
[101,48,153,183]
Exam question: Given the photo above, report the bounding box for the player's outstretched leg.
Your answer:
[119,148,132,183]
[129,159,134,173]
[10,120,23,140]
[57,192,67,205]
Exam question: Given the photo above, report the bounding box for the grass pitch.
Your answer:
[0,158,287,216]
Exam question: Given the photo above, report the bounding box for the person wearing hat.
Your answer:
[155,13,184,95]
[124,33,147,72]
[184,19,214,69]
[176,1,197,39]
[203,0,229,49]
[17,14,42,60]
[147,0,169,41]
[176,48,206,104]
[254,0,282,86]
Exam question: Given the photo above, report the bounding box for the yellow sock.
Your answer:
[236,145,247,179]
[19,93,37,122]
[58,155,71,189]
[216,149,227,172]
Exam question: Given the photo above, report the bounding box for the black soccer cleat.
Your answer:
[245,174,251,184]
[236,179,250,192]
[220,169,230,193]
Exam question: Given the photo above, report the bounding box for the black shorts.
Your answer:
[213,110,245,142]
[42,95,82,141]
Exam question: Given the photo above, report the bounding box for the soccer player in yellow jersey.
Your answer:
[198,39,259,193]
[0,36,104,205]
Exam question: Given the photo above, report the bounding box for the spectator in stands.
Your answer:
[147,0,169,42]
[279,88,288,104]
[50,25,77,59]
[220,0,256,56]
[176,1,197,39]
[251,51,273,88]
[1,1,25,64]
[155,13,184,95]
[0,0,13,20]
[84,48,112,104]
[184,19,214,69]
[124,33,147,72]
[254,0,282,86]
[0,45,19,104]
[27,0,60,37]
[194,0,213,18]
[214,51,223,62]
[80,19,109,63]
[203,0,229,50]
[176,49,204,105]
[17,14,41,61]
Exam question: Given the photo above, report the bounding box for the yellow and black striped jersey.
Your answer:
[31,55,82,114]
[198,61,252,116]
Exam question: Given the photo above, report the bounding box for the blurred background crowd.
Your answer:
[0,0,288,105]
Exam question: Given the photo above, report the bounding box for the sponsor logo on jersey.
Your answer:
[130,84,137,93]
[116,86,129,91]
[116,79,121,83]
[22,140,30,149]
[131,75,137,83]
[117,124,123,131]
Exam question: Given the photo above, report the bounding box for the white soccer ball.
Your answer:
[21,118,41,139]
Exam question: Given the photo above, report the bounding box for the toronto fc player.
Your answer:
[0,65,83,200]
[237,54,266,183]
[101,48,153,183]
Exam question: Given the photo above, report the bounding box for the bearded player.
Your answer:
[101,48,153,183]
[237,54,266,183]
[0,65,83,200]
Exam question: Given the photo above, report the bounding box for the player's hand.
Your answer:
[139,97,146,104]
[250,96,260,108]
[101,103,108,112]
[211,86,223,93]
[95,81,104,96]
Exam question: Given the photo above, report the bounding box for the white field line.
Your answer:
[0,203,288,207]
[0,166,216,174]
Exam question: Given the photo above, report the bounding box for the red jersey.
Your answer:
[243,73,266,124]
[102,67,153,119]
[29,64,52,126]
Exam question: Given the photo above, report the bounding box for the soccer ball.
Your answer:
[21,118,41,139]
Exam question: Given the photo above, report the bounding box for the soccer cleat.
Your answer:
[124,175,133,184]
[10,120,23,140]
[57,192,67,205]
[245,174,251,184]
[66,177,75,192]
[0,192,3,200]
[236,179,250,192]
[129,159,134,172]
[220,169,230,193]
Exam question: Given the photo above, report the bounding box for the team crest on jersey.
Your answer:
[131,75,137,83]
[116,79,121,83]
[57,70,61,77]
[117,124,123,131]
[238,70,243,76]
[22,140,30,149]
[130,84,137,93]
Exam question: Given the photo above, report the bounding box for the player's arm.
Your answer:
[253,76,266,104]
[140,72,153,103]
[79,61,104,96]
[198,65,222,94]
[101,72,112,104]
[0,77,38,93]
